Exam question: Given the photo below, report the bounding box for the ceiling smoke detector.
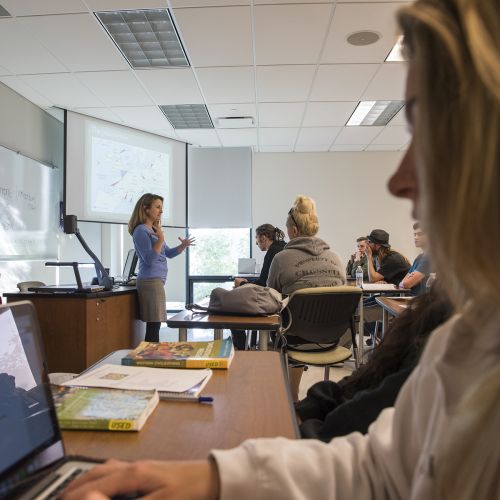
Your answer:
[217,117,255,129]
[346,31,380,46]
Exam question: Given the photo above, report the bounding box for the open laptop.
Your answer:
[27,284,105,293]
[237,258,256,275]
[0,301,99,499]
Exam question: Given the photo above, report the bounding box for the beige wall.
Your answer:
[251,151,417,268]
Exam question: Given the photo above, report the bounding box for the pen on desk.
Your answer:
[159,395,214,404]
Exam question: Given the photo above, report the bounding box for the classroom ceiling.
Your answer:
[0,0,411,152]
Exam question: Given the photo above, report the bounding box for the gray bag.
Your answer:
[187,284,286,316]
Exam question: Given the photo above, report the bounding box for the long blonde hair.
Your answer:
[398,0,500,313]
[287,195,319,237]
[127,193,163,235]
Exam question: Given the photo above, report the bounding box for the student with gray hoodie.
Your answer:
[267,195,346,400]
[267,195,345,295]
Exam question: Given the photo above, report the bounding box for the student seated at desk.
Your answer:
[232,224,286,350]
[398,222,431,295]
[296,285,452,441]
[267,195,345,400]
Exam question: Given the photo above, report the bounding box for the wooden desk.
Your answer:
[63,351,298,461]
[167,310,281,351]
[4,287,142,373]
[375,296,413,336]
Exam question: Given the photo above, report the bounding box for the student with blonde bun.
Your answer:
[266,195,345,295]
[62,0,500,498]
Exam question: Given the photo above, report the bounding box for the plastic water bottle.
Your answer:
[426,272,437,291]
[355,266,364,288]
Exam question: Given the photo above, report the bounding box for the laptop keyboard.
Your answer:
[44,468,83,499]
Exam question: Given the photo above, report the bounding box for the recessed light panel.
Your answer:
[160,104,213,129]
[386,36,404,62]
[95,9,189,68]
[347,100,404,126]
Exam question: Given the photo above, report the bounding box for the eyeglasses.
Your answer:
[288,208,299,228]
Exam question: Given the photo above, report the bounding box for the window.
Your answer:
[187,228,251,303]
[189,228,250,276]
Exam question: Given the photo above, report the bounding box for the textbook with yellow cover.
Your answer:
[122,338,234,369]
[51,385,159,431]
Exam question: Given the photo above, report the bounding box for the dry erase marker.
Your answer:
[160,395,214,404]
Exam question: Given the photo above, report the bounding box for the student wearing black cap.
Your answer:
[365,229,410,286]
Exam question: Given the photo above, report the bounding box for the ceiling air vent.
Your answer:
[217,117,254,129]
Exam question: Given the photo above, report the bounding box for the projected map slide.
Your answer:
[90,134,170,220]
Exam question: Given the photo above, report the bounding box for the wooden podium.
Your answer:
[5,287,143,373]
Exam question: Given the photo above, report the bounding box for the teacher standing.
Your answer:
[128,193,194,343]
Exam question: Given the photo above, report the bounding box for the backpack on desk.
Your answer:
[187,284,287,316]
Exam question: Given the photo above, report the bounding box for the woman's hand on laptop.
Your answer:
[60,458,219,500]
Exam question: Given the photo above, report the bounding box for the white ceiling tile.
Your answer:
[258,103,305,127]
[296,127,341,146]
[0,0,86,16]
[255,0,331,3]
[370,126,410,145]
[87,1,167,10]
[0,19,68,74]
[311,64,379,101]
[150,129,182,142]
[389,107,407,125]
[254,4,332,65]
[76,71,153,106]
[302,101,357,127]
[362,63,407,100]
[294,145,330,152]
[259,128,298,146]
[334,126,384,145]
[258,146,294,152]
[19,73,106,108]
[196,67,255,104]
[71,107,124,124]
[135,69,204,104]
[207,103,257,124]
[322,3,405,64]
[339,0,404,2]
[0,76,53,107]
[365,144,402,151]
[218,128,257,147]
[112,106,172,131]
[175,129,221,147]
[256,65,316,102]
[330,144,366,151]
[173,6,253,67]
[0,64,10,76]
[18,14,128,72]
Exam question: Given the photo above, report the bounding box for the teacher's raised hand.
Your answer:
[178,235,196,252]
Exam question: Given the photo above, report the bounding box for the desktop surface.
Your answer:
[63,351,298,461]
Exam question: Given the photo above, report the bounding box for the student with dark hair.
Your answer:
[231,223,286,350]
[345,236,369,280]
[234,224,286,289]
[297,284,453,441]
[399,222,431,295]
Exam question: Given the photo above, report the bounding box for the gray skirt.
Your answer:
[136,278,167,322]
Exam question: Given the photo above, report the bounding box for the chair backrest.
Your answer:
[17,281,46,292]
[284,286,362,345]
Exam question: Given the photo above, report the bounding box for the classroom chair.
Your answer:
[278,286,362,380]
[17,281,45,292]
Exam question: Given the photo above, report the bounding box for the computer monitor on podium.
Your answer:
[122,249,138,283]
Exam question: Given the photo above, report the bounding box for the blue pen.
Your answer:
[159,394,214,403]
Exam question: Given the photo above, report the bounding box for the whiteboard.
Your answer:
[0,145,59,260]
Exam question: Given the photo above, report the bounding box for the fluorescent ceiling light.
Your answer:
[95,9,189,68]
[347,100,404,126]
[160,104,213,129]
[386,36,404,62]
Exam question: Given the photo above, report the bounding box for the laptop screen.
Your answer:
[122,249,138,282]
[0,302,63,498]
